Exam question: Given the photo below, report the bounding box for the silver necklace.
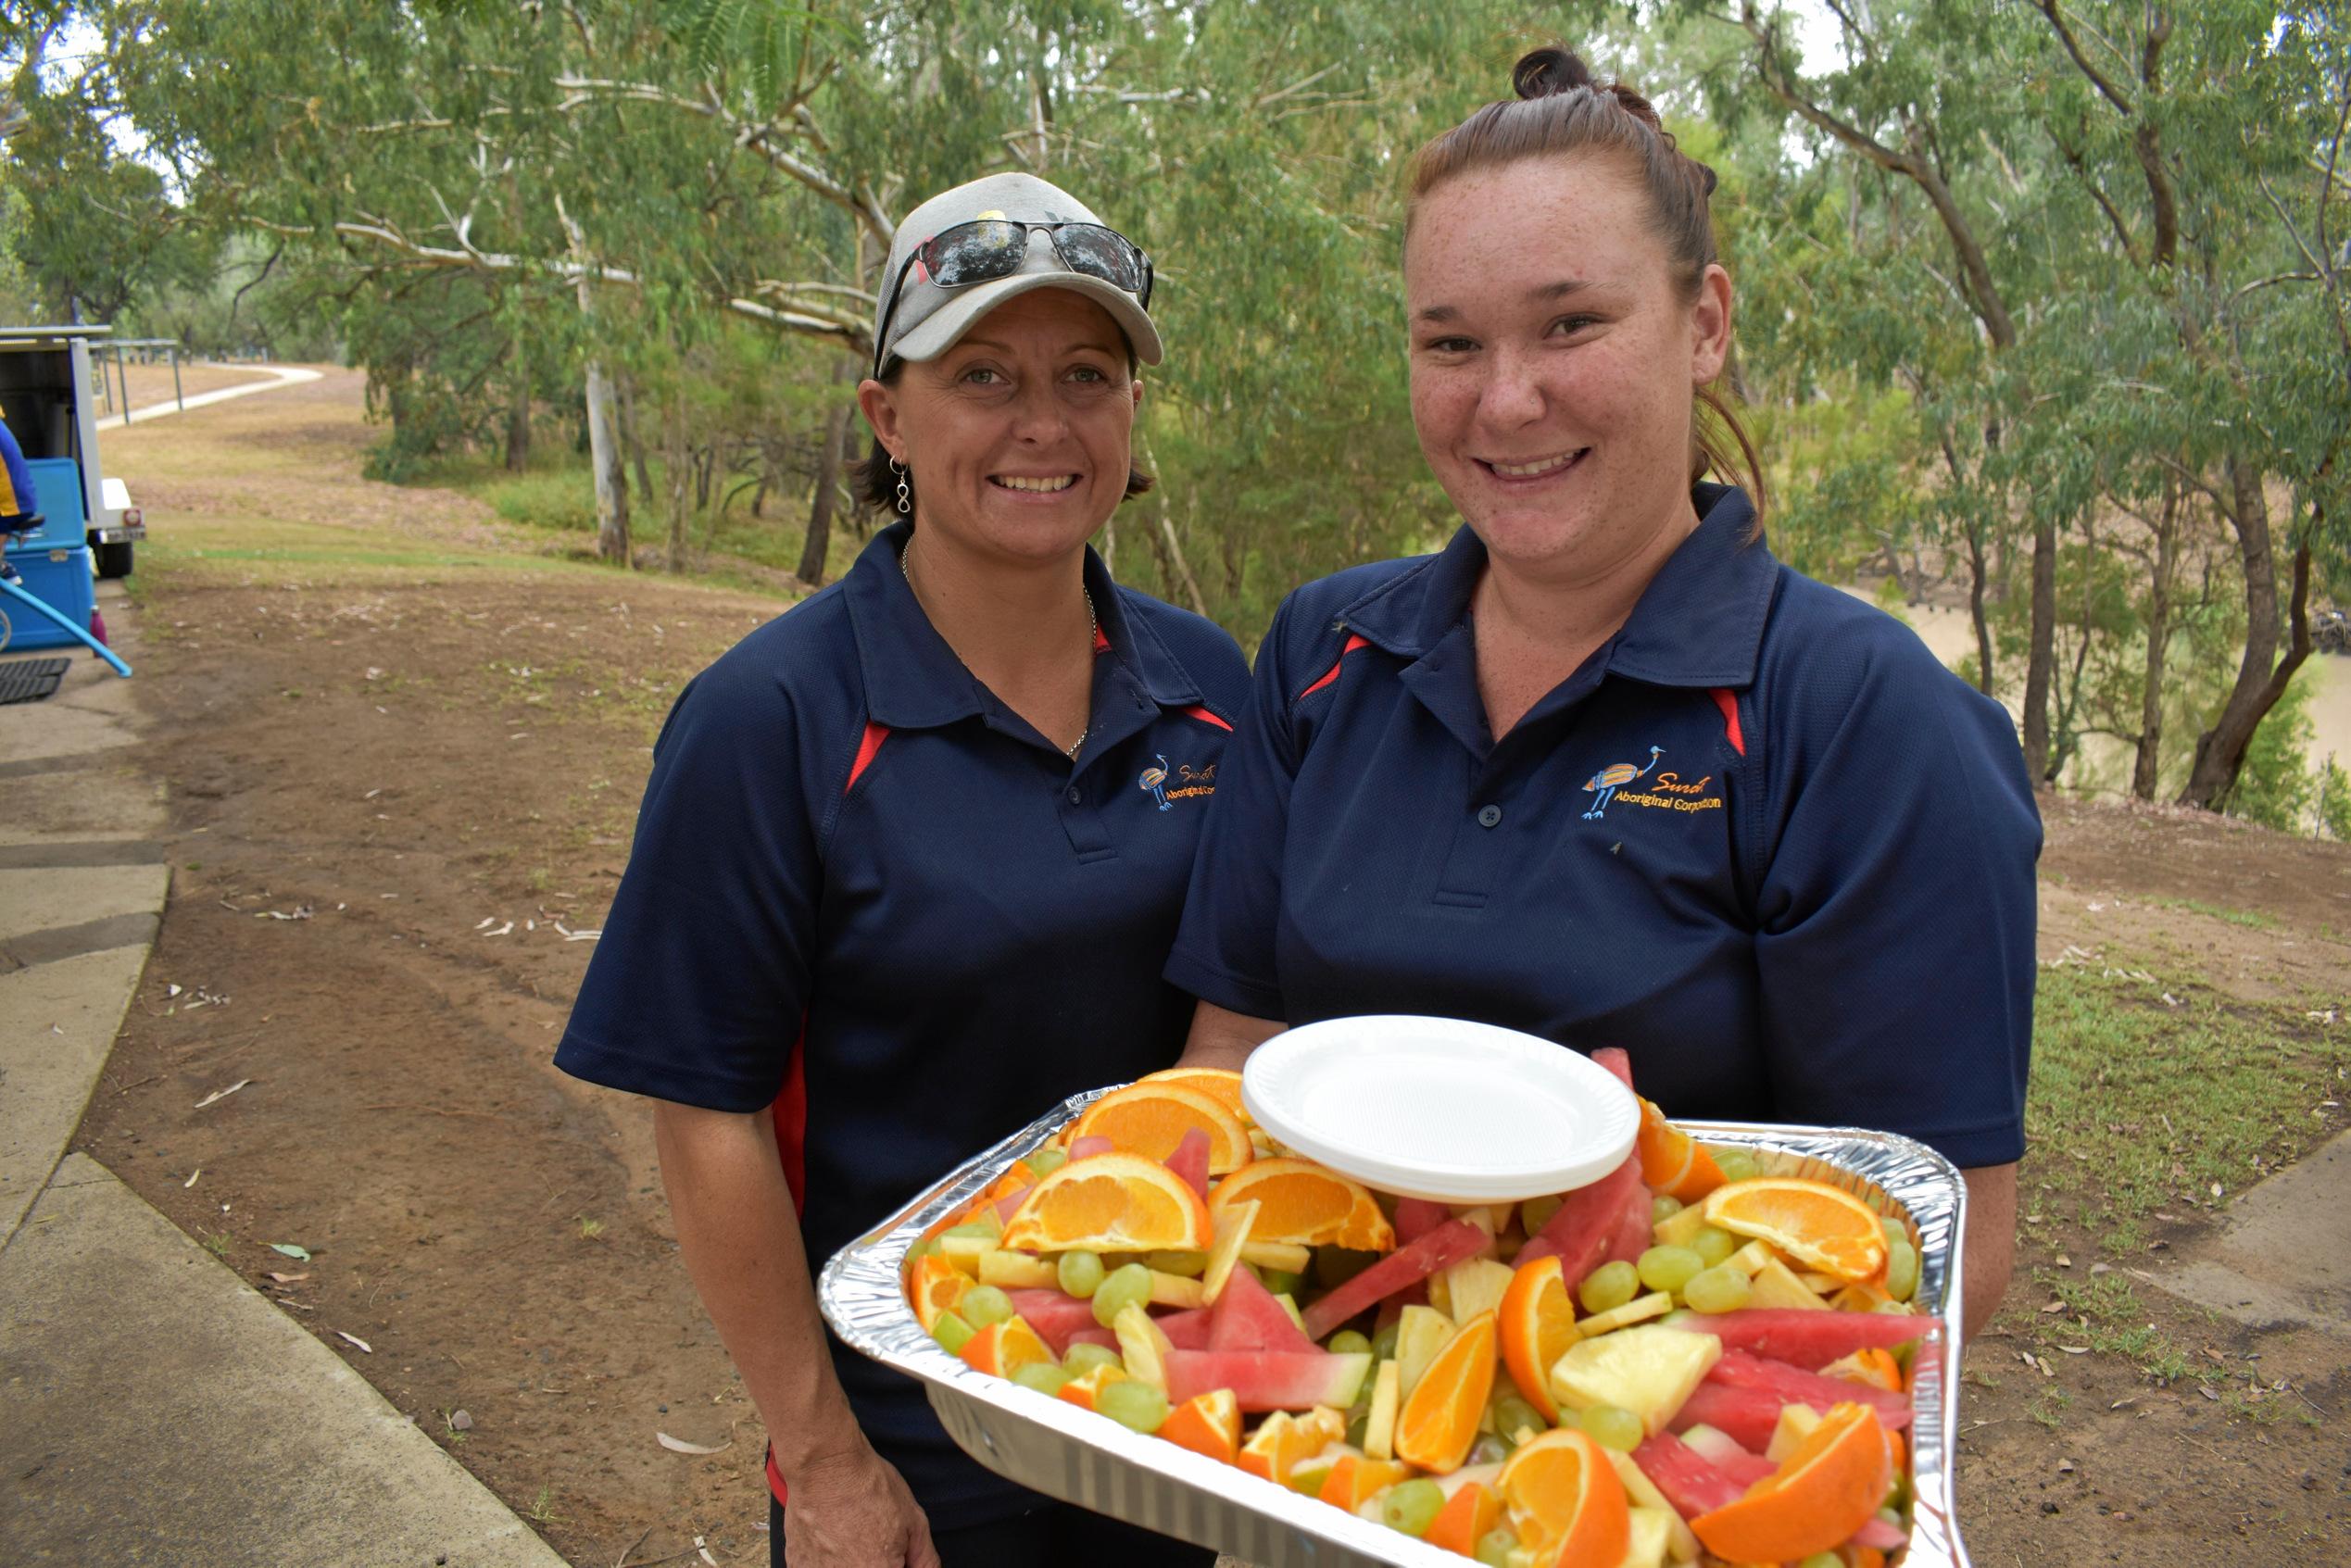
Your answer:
[901,544,1095,759]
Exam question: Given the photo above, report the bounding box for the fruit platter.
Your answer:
[818,1048,1970,1568]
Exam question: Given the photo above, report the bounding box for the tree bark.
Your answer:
[584,359,628,565]
[1967,520,1994,696]
[618,373,655,504]
[504,335,531,472]
[2181,460,2308,807]
[798,375,855,586]
[2021,517,2057,780]
[2131,478,2181,801]
[664,383,690,574]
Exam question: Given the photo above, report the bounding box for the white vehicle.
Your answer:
[0,324,146,579]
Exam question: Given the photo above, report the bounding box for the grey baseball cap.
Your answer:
[871,172,1162,377]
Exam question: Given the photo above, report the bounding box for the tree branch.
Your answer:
[2034,2,2134,115]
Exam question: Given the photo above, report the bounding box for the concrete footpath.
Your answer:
[1,583,567,1566]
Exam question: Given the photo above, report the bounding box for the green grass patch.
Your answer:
[2139,897,2280,931]
[2027,963,2346,1252]
[2032,1270,2198,1384]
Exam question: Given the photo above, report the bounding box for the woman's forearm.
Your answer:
[1958,1161,2018,1343]
[1175,998,1285,1073]
[653,1100,867,1476]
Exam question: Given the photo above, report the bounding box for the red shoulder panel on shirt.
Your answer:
[844,720,890,794]
[1709,687,1746,757]
[1180,704,1235,732]
[1299,633,1371,701]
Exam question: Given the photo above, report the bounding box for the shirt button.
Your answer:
[1066,786,1084,806]
[1476,804,1503,829]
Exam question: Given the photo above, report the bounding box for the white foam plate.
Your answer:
[1239,1015,1641,1203]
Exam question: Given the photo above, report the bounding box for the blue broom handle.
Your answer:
[0,572,133,677]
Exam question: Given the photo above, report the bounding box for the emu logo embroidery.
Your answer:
[1581,746,1663,821]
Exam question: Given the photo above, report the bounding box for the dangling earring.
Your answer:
[889,457,911,516]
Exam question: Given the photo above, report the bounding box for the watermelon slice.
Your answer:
[1301,1217,1490,1341]
[1209,1262,1318,1355]
[1676,1424,1778,1487]
[1671,1308,1932,1369]
[1069,1135,1115,1160]
[1165,1128,1211,1198]
[1007,1290,1102,1358]
[1064,1327,1118,1352]
[1604,1176,1655,1266]
[1666,1382,1789,1452]
[1395,1198,1452,1244]
[1853,1516,1908,1550]
[1705,1348,1912,1429]
[1630,1434,1744,1519]
[1155,1308,1213,1350]
[1163,1348,1373,1411]
[1517,1155,1644,1285]
[1591,1047,1636,1091]
[989,1185,1033,1224]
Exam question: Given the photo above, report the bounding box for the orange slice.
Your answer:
[1159,1387,1241,1465]
[1395,1310,1499,1474]
[1635,1097,1727,1203]
[1236,1406,1345,1485]
[1000,1152,1212,1253]
[1318,1454,1414,1510]
[1138,1066,1253,1127]
[957,1315,1055,1379]
[1057,1363,1129,1414]
[1702,1178,1889,1283]
[906,1253,973,1333]
[1498,1255,1579,1423]
[1497,1428,1630,1568]
[1208,1158,1396,1251]
[1690,1401,1892,1562]
[1425,1479,1501,1557]
[1070,1082,1253,1175]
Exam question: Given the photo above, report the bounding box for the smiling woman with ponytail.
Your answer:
[1168,47,2041,1346]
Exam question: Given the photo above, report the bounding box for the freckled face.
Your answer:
[1404,157,1729,578]
[867,288,1141,565]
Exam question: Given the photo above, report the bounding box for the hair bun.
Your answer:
[1513,46,1595,101]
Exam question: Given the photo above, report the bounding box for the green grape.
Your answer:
[1796,1554,1844,1568]
[1380,1478,1446,1537]
[929,1311,975,1356]
[943,1217,1000,1241]
[1025,1146,1068,1177]
[1259,1267,1306,1298]
[1469,1434,1511,1466]
[1090,1262,1153,1328]
[1691,1225,1739,1269]
[1012,1362,1071,1397]
[1096,1378,1168,1434]
[1886,1239,1920,1303]
[1637,1245,1704,1296]
[1475,1526,1520,1568]
[1683,1264,1754,1314]
[962,1285,1014,1328]
[1057,1249,1106,1298]
[905,1236,941,1262]
[1371,1321,1402,1361]
[1651,1194,1685,1223]
[1315,1247,1379,1288]
[1327,1329,1373,1357]
[1713,1148,1759,1184]
[1344,1413,1370,1449]
[1289,1461,1338,1497]
[1491,1396,1544,1444]
[1578,1261,1641,1313]
[1062,1342,1122,1376]
[1147,1249,1209,1278]
[1521,1193,1565,1236]
[1881,1216,1909,1251]
[1553,1405,1587,1433]
[1580,1405,1644,1451]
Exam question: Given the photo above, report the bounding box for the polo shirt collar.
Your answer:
[843,521,1201,731]
[1338,483,1777,691]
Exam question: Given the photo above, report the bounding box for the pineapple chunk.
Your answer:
[1444,1258,1519,1326]
[1796,1271,1843,1294]
[1616,1506,1675,1568]
[1201,1198,1259,1303]
[1397,1304,1457,1396]
[1363,1360,1402,1461]
[1651,1204,1711,1249]
[1550,1323,1722,1436]
[1766,1402,1823,1463]
[975,1250,1058,1290]
[1606,1450,1702,1562]
[1728,1239,1777,1277]
[939,1234,997,1275]
[1745,1255,1830,1311]
[1148,1270,1208,1310]
[1113,1303,1173,1390]
[1576,1290,1675,1336]
[1238,1238,1312,1273]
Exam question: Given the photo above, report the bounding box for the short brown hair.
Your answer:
[1407,46,1768,527]
[852,360,1156,515]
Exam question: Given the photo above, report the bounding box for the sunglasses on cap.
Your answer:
[872,220,1154,379]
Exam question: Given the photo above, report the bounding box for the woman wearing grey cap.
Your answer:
[557,171,1242,1566]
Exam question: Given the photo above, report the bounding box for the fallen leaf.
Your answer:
[449,1410,473,1431]
[270,1243,312,1261]
[266,1271,308,1285]
[2059,1346,2091,1355]
[2056,1254,2073,1268]
[2109,1398,2137,1411]
[474,916,496,930]
[564,928,602,942]
[183,1169,201,1189]
[166,983,183,998]
[483,921,513,938]
[194,1079,252,1110]
[2209,1182,2223,1198]
[658,1431,732,1456]
[337,1331,372,1353]
[2057,1460,2077,1474]
[2089,1262,2112,1275]
[2041,1299,2068,1314]
[2198,1385,2220,1401]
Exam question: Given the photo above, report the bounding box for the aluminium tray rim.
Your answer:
[819,1092,1971,1568]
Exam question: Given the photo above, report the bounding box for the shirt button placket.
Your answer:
[1477,803,1503,829]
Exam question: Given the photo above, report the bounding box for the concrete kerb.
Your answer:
[0,582,569,1566]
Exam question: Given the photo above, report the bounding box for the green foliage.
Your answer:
[2218,667,2345,838]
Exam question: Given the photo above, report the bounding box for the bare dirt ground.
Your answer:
[67,370,2351,1565]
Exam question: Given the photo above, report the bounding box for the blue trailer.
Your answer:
[1,325,138,670]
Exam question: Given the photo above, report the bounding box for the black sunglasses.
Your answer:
[871,220,1154,379]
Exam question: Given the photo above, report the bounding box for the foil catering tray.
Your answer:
[819,1092,1972,1568]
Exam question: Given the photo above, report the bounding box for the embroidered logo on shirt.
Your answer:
[1583,746,1723,820]
[1139,755,1215,810]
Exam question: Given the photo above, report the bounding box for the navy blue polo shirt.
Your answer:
[556,522,1248,1528]
[1167,485,2040,1170]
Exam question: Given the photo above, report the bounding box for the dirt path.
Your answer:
[72,370,2351,1565]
